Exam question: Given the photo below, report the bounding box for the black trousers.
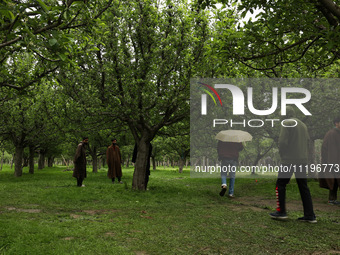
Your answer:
[276,164,315,218]
[77,178,84,187]
[112,176,122,182]
[329,181,339,200]
[145,174,150,190]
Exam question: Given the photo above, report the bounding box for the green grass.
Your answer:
[0,165,339,255]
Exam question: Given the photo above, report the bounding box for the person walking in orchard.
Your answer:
[216,130,251,198]
[73,137,89,187]
[218,140,243,198]
[319,117,340,205]
[106,138,123,184]
[270,106,317,223]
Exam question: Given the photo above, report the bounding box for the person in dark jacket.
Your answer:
[217,141,243,198]
[106,138,123,184]
[319,117,340,205]
[270,106,316,223]
[73,137,88,187]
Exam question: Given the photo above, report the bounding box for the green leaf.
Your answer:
[0,9,15,21]
[49,38,58,46]
[58,53,67,61]
[35,0,50,12]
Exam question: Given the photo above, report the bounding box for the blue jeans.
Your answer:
[221,159,237,195]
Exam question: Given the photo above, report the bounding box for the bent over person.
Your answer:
[107,138,123,184]
[73,137,88,187]
[270,106,316,223]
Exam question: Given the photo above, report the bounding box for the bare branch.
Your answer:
[0,82,22,90]
[33,50,61,62]
[0,36,21,48]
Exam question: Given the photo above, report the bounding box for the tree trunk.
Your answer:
[22,154,29,168]
[29,145,35,174]
[98,157,102,169]
[251,141,275,174]
[48,156,54,167]
[14,146,24,177]
[92,147,98,173]
[163,156,166,168]
[126,153,130,168]
[61,155,69,167]
[38,152,45,170]
[251,154,262,174]
[132,140,151,191]
[308,139,317,179]
[179,157,185,173]
[152,156,156,170]
[178,150,189,173]
[0,150,4,171]
[10,154,14,169]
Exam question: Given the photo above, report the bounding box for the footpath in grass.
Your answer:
[0,165,339,255]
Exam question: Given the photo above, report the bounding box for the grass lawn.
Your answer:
[0,165,339,255]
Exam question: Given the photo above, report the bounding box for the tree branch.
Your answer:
[0,66,59,91]
[0,36,21,48]
[242,36,313,61]
[317,0,340,20]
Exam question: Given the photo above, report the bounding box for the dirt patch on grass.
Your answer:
[82,209,120,215]
[82,210,102,215]
[104,232,115,237]
[312,250,340,255]
[62,237,75,240]
[70,214,82,219]
[5,207,41,213]
[134,251,148,255]
[234,196,340,214]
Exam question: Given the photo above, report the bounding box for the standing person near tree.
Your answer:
[269,106,316,223]
[107,138,123,184]
[319,117,340,205]
[73,137,89,187]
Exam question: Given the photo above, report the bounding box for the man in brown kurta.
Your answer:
[73,137,88,187]
[320,117,340,205]
[106,138,123,184]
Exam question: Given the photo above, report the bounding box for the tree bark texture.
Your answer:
[132,140,151,191]
[29,145,35,174]
[0,150,4,171]
[14,146,24,177]
[38,152,45,170]
[48,156,54,167]
[179,157,185,173]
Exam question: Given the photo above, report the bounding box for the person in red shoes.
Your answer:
[270,106,316,223]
